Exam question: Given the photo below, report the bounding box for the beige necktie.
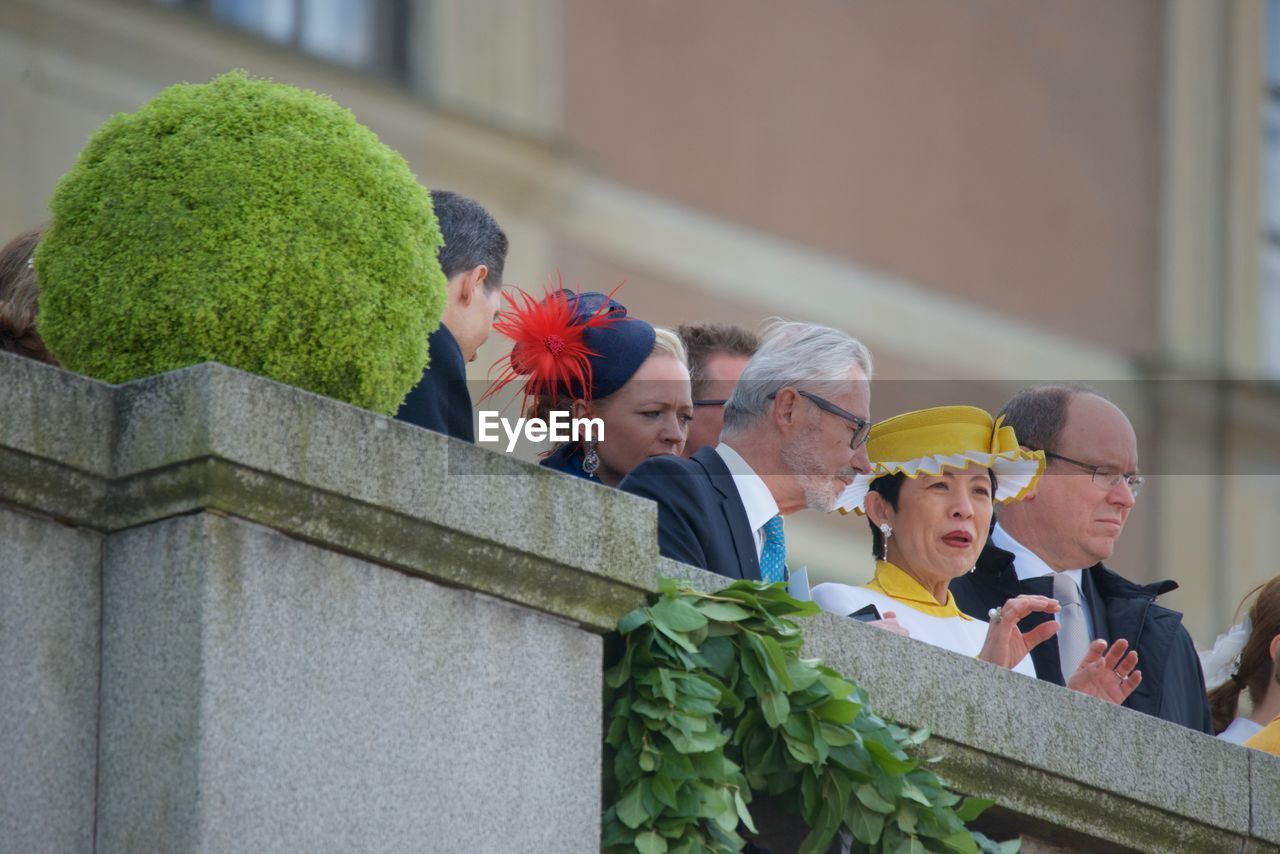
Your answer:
[1053,572,1090,677]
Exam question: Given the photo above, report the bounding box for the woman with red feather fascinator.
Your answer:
[484,284,694,486]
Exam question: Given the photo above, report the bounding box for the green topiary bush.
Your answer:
[35,70,445,414]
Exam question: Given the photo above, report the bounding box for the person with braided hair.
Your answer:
[1201,576,1280,746]
[0,227,58,366]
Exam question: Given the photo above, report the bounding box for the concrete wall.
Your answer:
[0,507,100,854]
[1,351,1278,852]
[0,351,643,853]
[96,513,600,852]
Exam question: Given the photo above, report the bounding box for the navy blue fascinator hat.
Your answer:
[566,291,656,399]
[484,284,656,410]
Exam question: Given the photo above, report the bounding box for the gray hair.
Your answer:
[721,320,873,437]
[429,190,508,294]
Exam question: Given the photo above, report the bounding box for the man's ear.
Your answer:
[457,265,488,306]
[772,387,800,432]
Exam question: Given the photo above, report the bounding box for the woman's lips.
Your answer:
[941,531,973,548]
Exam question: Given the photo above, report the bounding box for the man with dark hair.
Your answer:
[677,322,759,457]
[950,385,1211,732]
[396,190,508,441]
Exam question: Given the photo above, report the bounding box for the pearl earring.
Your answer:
[879,522,893,562]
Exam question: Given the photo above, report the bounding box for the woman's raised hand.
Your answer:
[869,610,910,637]
[1066,638,1142,704]
[978,594,1062,669]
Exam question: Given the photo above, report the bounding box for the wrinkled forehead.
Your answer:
[702,352,751,383]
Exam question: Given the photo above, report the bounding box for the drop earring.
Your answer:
[879,522,893,562]
[582,442,600,476]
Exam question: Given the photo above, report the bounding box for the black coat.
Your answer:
[395,325,474,442]
[619,446,761,581]
[950,543,1212,733]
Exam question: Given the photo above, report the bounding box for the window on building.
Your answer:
[153,0,562,141]
[156,0,409,80]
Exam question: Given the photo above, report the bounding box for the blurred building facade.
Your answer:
[1,0,1278,647]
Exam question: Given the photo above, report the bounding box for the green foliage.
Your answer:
[603,578,1017,854]
[36,70,446,414]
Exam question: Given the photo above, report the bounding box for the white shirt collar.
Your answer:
[715,442,779,538]
[990,523,1085,591]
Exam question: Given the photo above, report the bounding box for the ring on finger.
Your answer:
[988,607,1004,624]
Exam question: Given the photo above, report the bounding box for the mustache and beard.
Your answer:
[780,423,855,513]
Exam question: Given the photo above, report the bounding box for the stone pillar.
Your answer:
[94,512,601,853]
[0,507,102,853]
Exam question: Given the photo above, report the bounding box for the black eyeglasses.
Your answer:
[768,388,870,449]
[1038,450,1144,498]
[693,399,728,407]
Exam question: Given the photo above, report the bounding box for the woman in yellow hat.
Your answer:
[812,406,1142,701]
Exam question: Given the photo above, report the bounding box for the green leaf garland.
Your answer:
[603,577,1016,854]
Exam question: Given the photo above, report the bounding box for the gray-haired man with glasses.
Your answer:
[951,384,1211,732]
[621,320,873,582]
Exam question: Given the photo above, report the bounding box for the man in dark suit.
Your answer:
[621,321,873,581]
[950,385,1212,732]
[396,191,508,442]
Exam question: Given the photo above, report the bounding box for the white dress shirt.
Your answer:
[990,523,1096,638]
[715,442,780,560]
[1219,717,1264,745]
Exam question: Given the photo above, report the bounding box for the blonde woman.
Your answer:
[486,288,693,487]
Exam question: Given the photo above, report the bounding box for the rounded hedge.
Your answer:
[36,70,446,414]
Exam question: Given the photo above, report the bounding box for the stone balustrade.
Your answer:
[2,352,1276,852]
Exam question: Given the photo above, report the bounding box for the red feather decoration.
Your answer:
[482,279,624,415]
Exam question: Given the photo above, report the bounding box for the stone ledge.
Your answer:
[0,354,114,475]
[803,607,1267,851]
[1253,750,1280,845]
[0,354,658,632]
[4,353,1278,851]
[662,558,1272,852]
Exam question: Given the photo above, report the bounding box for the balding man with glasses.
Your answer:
[951,385,1212,732]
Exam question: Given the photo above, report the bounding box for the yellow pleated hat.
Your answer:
[835,405,1045,515]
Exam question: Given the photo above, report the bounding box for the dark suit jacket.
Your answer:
[619,446,760,580]
[950,542,1212,733]
[395,325,474,442]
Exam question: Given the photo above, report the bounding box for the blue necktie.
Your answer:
[759,515,787,584]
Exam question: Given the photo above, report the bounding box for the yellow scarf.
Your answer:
[866,560,973,620]
[1244,715,1280,757]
